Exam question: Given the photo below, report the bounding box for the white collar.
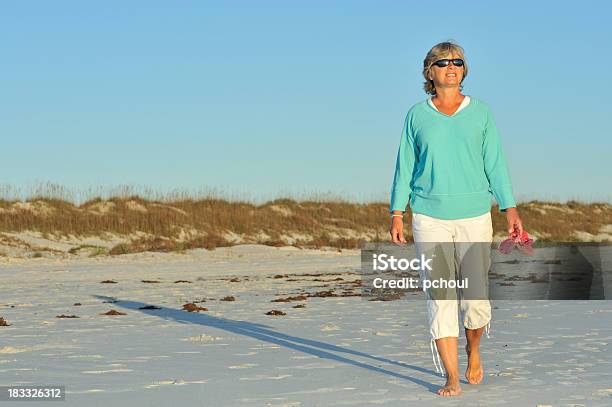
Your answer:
[428,95,471,115]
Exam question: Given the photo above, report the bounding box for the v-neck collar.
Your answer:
[427,95,473,118]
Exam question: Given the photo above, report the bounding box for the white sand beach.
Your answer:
[1,244,612,406]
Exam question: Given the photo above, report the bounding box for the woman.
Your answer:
[389,41,523,397]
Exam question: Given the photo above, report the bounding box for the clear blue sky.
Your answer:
[1,1,611,204]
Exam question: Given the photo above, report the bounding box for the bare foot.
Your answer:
[465,344,484,384]
[437,379,462,397]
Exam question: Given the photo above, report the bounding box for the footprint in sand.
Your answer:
[228,363,258,369]
[81,369,133,374]
[64,389,105,394]
[593,388,612,397]
[0,346,30,354]
[374,331,397,337]
[144,379,208,388]
[181,334,222,342]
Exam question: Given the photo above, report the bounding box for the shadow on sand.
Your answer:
[94,295,444,393]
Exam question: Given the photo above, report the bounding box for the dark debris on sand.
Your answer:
[0,317,10,326]
[368,293,404,301]
[100,280,117,284]
[100,310,126,316]
[217,277,248,283]
[504,273,549,283]
[272,295,307,302]
[139,305,161,310]
[266,310,286,316]
[182,303,208,312]
[220,296,236,301]
[306,290,337,298]
[340,290,362,297]
[174,280,192,283]
[56,314,79,318]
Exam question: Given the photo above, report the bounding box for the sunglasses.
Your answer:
[431,58,464,68]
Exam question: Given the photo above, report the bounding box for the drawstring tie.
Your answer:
[430,338,443,375]
[485,321,491,339]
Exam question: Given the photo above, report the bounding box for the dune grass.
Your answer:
[0,184,610,253]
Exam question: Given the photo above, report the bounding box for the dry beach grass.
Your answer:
[0,186,611,258]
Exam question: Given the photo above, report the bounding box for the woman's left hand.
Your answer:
[505,207,523,238]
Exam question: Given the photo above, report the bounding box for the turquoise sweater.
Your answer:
[390,97,516,219]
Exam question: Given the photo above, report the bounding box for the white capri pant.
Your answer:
[412,211,493,365]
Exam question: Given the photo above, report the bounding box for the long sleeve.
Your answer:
[482,107,516,211]
[389,113,418,213]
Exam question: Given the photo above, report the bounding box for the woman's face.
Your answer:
[428,52,464,91]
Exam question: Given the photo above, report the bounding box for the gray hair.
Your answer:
[422,41,469,95]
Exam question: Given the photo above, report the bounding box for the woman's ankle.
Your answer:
[445,372,460,383]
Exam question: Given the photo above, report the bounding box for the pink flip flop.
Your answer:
[497,230,534,256]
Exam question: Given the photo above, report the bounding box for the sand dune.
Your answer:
[1,199,611,260]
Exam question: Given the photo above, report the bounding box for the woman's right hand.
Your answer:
[389,215,407,244]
